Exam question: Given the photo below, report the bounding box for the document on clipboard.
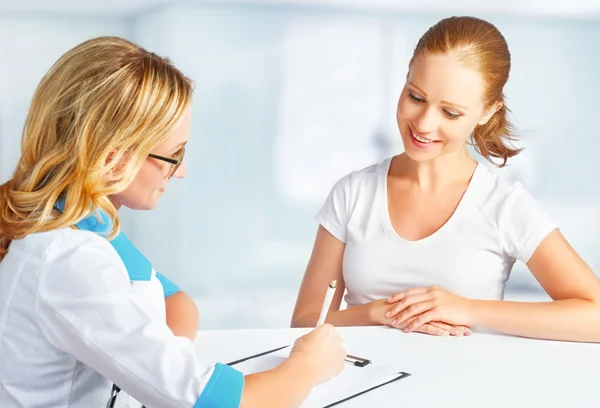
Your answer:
[228,346,410,407]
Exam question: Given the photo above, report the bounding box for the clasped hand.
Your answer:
[369,286,474,336]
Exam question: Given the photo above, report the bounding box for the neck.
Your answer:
[108,196,122,211]
[391,148,477,191]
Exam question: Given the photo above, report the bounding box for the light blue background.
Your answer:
[1,1,598,329]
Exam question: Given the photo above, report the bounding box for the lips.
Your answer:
[410,127,437,143]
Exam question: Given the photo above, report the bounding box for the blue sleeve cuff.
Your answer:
[155,272,180,298]
[194,363,244,408]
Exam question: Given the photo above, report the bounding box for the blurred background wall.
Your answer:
[1,0,598,329]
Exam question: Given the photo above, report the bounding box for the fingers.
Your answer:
[403,310,436,332]
[429,321,462,336]
[414,323,450,336]
[385,292,432,319]
[428,321,472,336]
[399,316,472,337]
[387,287,430,303]
[304,323,336,343]
[390,301,436,328]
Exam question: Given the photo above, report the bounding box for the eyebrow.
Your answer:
[408,82,469,111]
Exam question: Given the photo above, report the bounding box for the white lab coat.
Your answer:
[0,227,243,407]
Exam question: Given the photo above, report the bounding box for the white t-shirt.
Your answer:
[316,157,557,306]
[0,228,242,408]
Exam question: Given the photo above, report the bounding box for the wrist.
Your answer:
[360,301,380,326]
[285,352,319,387]
[467,299,483,326]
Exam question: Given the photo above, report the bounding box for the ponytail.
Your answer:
[471,102,521,167]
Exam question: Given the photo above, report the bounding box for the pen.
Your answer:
[317,279,336,326]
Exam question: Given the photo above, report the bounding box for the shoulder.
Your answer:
[329,157,391,197]
[473,164,536,216]
[472,164,555,238]
[11,228,129,297]
[11,227,119,266]
[471,164,557,261]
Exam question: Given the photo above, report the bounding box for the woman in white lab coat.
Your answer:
[0,36,344,408]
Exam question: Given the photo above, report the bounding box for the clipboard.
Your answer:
[227,346,410,407]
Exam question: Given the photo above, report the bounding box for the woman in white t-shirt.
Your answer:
[0,37,345,408]
[291,16,600,342]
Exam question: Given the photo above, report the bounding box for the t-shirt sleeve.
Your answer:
[315,174,352,243]
[498,182,558,263]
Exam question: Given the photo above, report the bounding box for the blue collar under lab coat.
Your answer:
[54,201,179,297]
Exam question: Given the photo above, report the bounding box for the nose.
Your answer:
[413,106,438,134]
[172,159,187,179]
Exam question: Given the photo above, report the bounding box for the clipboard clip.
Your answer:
[345,354,371,367]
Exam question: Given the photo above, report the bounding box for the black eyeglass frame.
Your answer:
[148,146,185,177]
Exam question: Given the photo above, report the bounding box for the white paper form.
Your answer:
[231,346,409,407]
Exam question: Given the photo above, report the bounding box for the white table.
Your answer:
[195,326,600,408]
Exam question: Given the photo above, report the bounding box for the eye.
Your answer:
[443,110,461,120]
[408,92,425,103]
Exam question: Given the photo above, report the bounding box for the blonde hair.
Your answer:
[0,36,193,261]
[411,16,520,167]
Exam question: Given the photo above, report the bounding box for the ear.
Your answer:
[478,101,503,126]
[105,149,130,176]
[105,150,116,166]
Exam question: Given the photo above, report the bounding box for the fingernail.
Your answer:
[385,311,391,317]
[391,319,397,326]
[404,328,409,333]
[442,331,450,336]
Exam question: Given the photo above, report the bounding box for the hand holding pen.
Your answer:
[316,280,372,367]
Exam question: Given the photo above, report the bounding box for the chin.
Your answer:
[123,200,158,211]
[403,147,441,162]
[141,201,158,211]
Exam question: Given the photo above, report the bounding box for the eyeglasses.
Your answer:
[148,146,185,178]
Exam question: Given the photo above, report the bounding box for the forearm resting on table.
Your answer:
[471,298,600,342]
[292,304,373,328]
[241,357,316,408]
[165,291,199,341]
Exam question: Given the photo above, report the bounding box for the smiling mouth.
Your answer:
[410,127,439,144]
